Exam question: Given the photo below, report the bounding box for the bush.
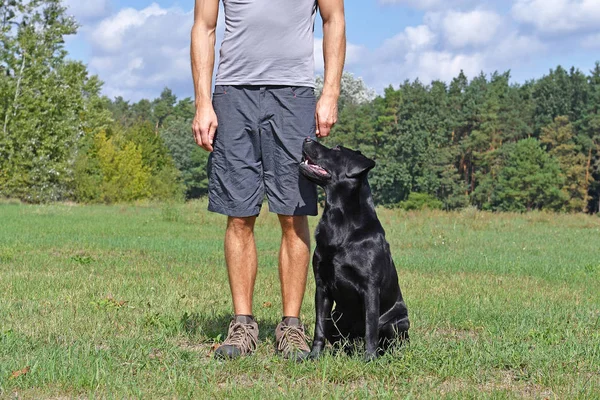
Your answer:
[160,119,209,199]
[397,192,443,211]
[96,135,151,203]
[72,125,184,204]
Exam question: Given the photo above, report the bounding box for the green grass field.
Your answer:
[0,200,599,399]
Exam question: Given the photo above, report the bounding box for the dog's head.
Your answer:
[300,138,375,187]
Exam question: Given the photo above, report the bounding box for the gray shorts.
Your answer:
[208,85,318,217]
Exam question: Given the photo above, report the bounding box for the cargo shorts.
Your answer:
[207,85,318,217]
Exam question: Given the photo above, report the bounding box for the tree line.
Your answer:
[327,66,600,213]
[1,1,599,212]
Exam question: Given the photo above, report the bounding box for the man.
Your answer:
[191,0,346,360]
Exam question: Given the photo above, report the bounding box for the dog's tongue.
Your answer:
[302,159,327,175]
[310,164,327,174]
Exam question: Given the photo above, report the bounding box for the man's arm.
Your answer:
[316,0,346,138]
[191,0,219,152]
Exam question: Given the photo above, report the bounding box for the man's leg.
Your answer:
[208,85,263,359]
[260,86,318,360]
[273,214,313,360]
[277,215,311,318]
[225,216,258,316]
[214,216,260,360]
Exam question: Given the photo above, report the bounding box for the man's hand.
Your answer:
[315,94,338,138]
[193,102,218,152]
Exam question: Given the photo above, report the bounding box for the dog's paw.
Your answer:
[363,352,378,363]
[308,350,322,360]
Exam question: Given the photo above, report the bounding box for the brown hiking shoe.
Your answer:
[275,317,311,361]
[214,315,259,360]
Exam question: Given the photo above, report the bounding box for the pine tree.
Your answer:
[492,138,565,212]
[582,63,600,213]
[153,88,177,130]
[540,116,589,211]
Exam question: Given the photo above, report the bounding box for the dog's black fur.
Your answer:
[300,139,410,360]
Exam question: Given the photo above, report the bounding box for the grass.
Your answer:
[0,200,599,399]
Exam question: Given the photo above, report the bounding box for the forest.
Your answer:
[1,0,599,212]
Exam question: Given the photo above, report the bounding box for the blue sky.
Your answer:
[64,0,600,101]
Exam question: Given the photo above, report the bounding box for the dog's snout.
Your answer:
[304,137,313,143]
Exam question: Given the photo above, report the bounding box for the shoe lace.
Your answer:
[278,325,309,352]
[224,322,257,351]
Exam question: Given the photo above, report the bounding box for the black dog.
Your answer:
[300,138,410,360]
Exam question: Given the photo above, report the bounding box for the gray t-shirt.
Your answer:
[215,0,318,88]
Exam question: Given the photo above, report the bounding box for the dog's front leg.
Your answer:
[310,286,332,359]
[364,288,380,361]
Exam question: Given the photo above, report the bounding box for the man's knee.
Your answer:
[278,215,309,239]
[227,216,256,237]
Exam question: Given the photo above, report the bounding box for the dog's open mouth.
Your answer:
[301,154,330,177]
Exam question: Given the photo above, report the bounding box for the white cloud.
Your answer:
[313,38,367,72]
[87,2,369,100]
[77,0,595,101]
[64,0,110,21]
[378,0,477,10]
[84,3,203,101]
[512,0,600,35]
[313,40,324,71]
[346,42,367,66]
[411,51,484,82]
[404,25,438,50]
[88,56,113,71]
[582,33,600,48]
[490,33,547,63]
[376,25,437,61]
[365,22,485,89]
[441,10,503,48]
[379,0,444,8]
[353,5,548,92]
[91,4,168,53]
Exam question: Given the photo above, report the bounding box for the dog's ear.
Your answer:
[347,156,376,178]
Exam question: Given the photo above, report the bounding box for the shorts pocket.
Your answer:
[275,94,317,177]
[212,85,229,98]
[289,86,315,99]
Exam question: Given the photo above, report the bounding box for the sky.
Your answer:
[63,0,600,102]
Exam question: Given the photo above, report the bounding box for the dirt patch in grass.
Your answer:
[49,248,150,260]
[437,371,555,398]
[176,339,213,355]
[9,387,89,400]
[431,327,482,341]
